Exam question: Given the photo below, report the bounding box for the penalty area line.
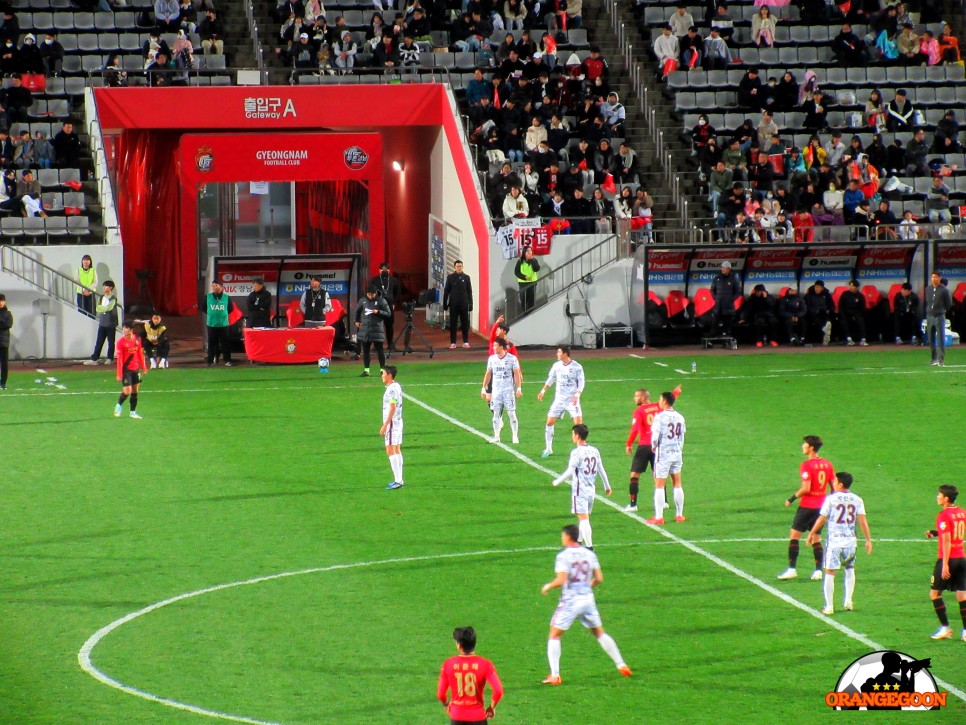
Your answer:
[403,391,966,704]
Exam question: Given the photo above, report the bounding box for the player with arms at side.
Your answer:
[551,424,611,549]
[483,315,522,402]
[481,338,522,444]
[537,346,584,458]
[777,435,834,581]
[925,484,966,641]
[437,626,503,724]
[380,365,405,490]
[540,524,631,685]
[624,385,682,512]
[647,392,687,525]
[805,472,873,615]
[114,321,147,419]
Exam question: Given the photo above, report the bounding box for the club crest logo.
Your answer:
[196,146,214,173]
[826,650,946,710]
[286,339,297,354]
[344,146,369,170]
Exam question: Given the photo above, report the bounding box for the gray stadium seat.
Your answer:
[94,11,114,30]
[68,216,90,237]
[54,11,74,31]
[61,56,82,73]
[64,77,86,95]
[204,54,226,70]
[81,55,102,71]
[58,33,78,52]
[74,12,95,31]
[119,33,141,51]
[77,34,100,53]
[63,192,86,210]
[22,217,46,238]
[1,217,24,239]
[115,11,136,29]
[32,12,54,31]
[865,67,886,84]
[59,168,80,184]
[45,217,69,238]
[37,169,59,188]
[41,192,63,211]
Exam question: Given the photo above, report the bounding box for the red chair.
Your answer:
[733,295,744,312]
[664,290,691,326]
[647,290,664,307]
[862,285,881,308]
[325,297,346,327]
[692,288,715,319]
[779,286,791,298]
[887,282,904,312]
[285,300,304,327]
[831,286,849,312]
[954,282,966,306]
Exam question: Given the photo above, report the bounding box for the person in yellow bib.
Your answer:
[514,244,541,313]
[76,254,96,317]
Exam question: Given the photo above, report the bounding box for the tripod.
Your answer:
[392,303,434,358]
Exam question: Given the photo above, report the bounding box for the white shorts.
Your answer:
[490,390,517,413]
[825,543,857,570]
[571,493,594,515]
[550,595,602,631]
[384,420,403,447]
[653,453,683,479]
[548,398,582,421]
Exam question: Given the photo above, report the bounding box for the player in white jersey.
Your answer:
[648,391,687,525]
[806,472,873,614]
[380,366,405,490]
[551,424,611,549]
[481,337,522,444]
[537,346,585,458]
[540,524,631,685]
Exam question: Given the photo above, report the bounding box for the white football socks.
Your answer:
[578,518,593,548]
[545,425,554,452]
[843,567,855,604]
[508,411,519,439]
[823,573,835,610]
[492,411,502,439]
[597,633,625,668]
[547,638,561,677]
[673,486,685,517]
[654,488,667,519]
[389,454,403,483]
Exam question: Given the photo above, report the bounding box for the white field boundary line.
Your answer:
[5,364,965,399]
[403,392,966,703]
[3,362,966,398]
[79,545,580,725]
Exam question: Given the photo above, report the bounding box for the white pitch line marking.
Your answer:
[672,368,689,375]
[629,354,645,359]
[404,392,966,703]
[652,361,669,367]
[79,545,574,724]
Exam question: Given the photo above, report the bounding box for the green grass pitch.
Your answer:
[1,349,965,724]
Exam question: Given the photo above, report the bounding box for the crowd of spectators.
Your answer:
[644,0,966,240]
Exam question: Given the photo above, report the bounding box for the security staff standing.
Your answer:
[514,245,540,313]
[247,278,273,328]
[443,259,474,349]
[299,275,331,326]
[371,262,401,349]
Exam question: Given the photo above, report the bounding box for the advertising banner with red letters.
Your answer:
[745,247,805,288]
[801,245,860,283]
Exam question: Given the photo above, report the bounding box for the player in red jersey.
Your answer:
[925,484,966,641]
[437,626,503,724]
[114,321,147,419]
[623,385,682,512]
[777,435,834,581]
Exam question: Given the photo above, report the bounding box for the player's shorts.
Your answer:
[824,542,857,570]
[631,445,653,474]
[384,419,403,447]
[791,506,822,534]
[489,389,516,413]
[121,370,141,387]
[550,594,602,631]
[571,493,594,515]
[930,557,966,592]
[653,453,682,479]
[547,398,582,421]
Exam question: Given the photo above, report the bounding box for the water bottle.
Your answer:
[691,361,697,374]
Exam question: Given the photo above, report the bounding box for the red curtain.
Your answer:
[115,130,193,315]
[303,180,370,262]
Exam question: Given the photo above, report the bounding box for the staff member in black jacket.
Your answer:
[443,259,474,349]
[247,278,273,328]
[0,293,11,390]
[710,261,741,335]
[355,285,392,377]
[371,262,400,350]
[299,276,331,326]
